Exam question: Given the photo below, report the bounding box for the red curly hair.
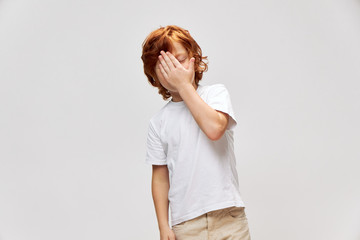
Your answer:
[141,25,209,100]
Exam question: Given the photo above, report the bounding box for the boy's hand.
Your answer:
[160,225,177,240]
[158,50,195,93]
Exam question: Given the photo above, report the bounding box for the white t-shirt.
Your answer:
[145,83,245,227]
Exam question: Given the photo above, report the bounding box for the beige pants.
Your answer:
[172,206,251,240]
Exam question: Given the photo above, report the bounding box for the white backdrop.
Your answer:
[0,0,359,239]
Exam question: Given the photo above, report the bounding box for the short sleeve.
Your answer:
[206,84,238,130]
[145,120,167,165]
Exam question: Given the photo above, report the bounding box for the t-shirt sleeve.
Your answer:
[206,84,238,131]
[145,120,167,165]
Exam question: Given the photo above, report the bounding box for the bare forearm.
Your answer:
[152,177,170,230]
[178,83,224,140]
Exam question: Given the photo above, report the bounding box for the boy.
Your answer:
[141,25,251,240]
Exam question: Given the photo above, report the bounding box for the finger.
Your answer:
[159,62,168,79]
[160,50,175,71]
[166,52,182,68]
[159,55,171,75]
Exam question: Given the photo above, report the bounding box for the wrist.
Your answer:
[159,223,170,230]
[177,82,193,95]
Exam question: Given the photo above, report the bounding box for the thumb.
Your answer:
[189,57,195,71]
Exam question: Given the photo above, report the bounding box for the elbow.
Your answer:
[208,130,225,141]
[206,110,229,141]
[207,124,226,141]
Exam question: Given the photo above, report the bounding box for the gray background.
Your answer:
[0,0,359,239]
